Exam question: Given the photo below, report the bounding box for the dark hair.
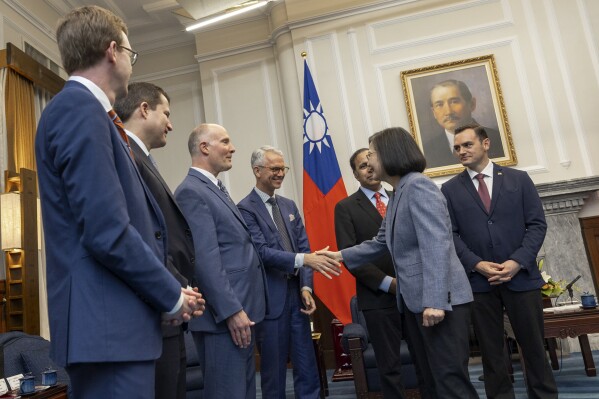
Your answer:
[56,6,128,75]
[455,124,488,142]
[349,148,368,171]
[113,82,170,122]
[430,79,473,105]
[369,127,426,177]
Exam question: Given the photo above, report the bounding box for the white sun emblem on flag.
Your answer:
[303,102,331,154]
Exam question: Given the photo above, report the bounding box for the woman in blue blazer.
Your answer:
[322,127,477,398]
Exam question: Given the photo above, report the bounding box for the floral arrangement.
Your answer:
[538,257,565,297]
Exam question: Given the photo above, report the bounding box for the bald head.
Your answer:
[188,123,235,176]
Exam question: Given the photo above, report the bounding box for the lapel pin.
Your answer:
[498,172,503,175]
[289,214,295,222]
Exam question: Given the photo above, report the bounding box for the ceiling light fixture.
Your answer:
[185,0,271,32]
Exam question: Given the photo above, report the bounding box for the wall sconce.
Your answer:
[1,192,22,251]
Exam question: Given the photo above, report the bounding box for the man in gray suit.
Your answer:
[175,123,268,399]
[334,148,406,398]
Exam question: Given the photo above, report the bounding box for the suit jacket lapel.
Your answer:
[249,190,278,235]
[189,169,246,225]
[130,140,184,214]
[490,163,503,215]
[355,189,383,225]
[458,170,489,214]
[388,175,411,246]
[277,197,299,253]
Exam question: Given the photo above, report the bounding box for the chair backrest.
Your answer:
[349,295,370,341]
[0,331,70,393]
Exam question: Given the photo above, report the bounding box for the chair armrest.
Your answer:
[341,323,368,353]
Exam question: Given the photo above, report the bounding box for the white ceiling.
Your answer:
[43,0,273,52]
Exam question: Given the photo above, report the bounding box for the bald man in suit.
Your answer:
[175,124,268,399]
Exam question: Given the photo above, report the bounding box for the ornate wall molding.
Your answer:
[537,176,599,215]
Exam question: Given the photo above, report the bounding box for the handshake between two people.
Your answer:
[162,287,206,326]
[304,246,344,279]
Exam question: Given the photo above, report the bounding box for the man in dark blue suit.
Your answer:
[238,146,340,399]
[441,124,557,399]
[175,124,268,399]
[35,6,203,399]
[114,82,196,399]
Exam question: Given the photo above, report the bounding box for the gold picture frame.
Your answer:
[401,55,516,177]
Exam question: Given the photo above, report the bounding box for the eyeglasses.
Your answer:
[257,166,290,174]
[118,45,138,66]
[366,151,376,160]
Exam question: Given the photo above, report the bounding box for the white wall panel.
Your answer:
[367,0,513,54]
[203,51,290,201]
[150,80,203,191]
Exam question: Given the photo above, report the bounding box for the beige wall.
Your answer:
[6,0,597,204]
[184,0,599,210]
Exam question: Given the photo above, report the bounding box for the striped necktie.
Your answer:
[217,180,234,204]
[107,109,133,157]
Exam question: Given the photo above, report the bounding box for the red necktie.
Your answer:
[374,192,387,218]
[108,109,134,157]
[475,173,491,212]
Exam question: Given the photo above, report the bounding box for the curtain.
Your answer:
[0,68,7,283]
[34,86,52,340]
[5,69,36,172]
[0,68,7,192]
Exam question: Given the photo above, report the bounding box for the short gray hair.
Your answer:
[251,146,284,167]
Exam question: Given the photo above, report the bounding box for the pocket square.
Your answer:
[289,214,295,221]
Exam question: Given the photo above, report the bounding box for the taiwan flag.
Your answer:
[302,60,355,324]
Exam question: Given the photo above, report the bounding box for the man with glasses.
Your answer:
[238,146,341,399]
[35,6,203,399]
[118,44,138,65]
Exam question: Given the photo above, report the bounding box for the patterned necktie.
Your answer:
[217,180,234,203]
[374,192,387,218]
[267,197,294,252]
[475,173,491,212]
[107,109,133,157]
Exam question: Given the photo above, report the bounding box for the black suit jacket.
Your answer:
[130,139,195,335]
[441,163,546,293]
[334,189,396,310]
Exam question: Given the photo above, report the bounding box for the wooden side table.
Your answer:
[504,307,599,377]
[1,384,67,399]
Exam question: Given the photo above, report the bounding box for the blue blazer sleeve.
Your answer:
[341,221,389,269]
[287,200,314,290]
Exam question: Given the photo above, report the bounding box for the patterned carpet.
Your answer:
[257,350,599,398]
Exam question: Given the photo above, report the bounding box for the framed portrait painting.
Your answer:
[400,55,516,177]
